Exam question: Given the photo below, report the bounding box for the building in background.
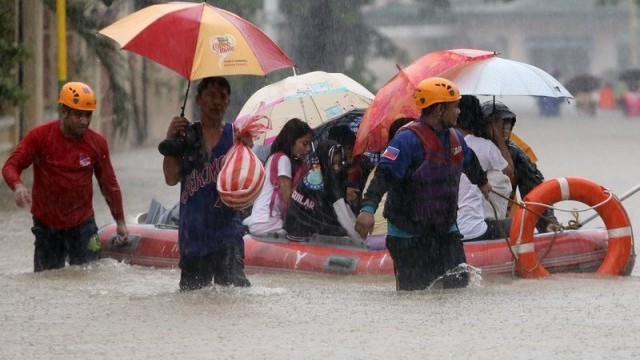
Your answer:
[364,0,636,88]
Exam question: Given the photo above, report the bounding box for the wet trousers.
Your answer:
[31,217,100,272]
[386,231,469,291]
[179,241,251,291]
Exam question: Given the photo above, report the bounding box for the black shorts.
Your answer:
[386,232,469,291]
[31,217,100,272]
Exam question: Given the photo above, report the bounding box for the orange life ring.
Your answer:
[509,176,634,278]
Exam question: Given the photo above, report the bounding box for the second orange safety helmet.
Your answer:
[414,77,461,110]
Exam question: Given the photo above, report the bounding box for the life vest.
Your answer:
[402,122,464,226]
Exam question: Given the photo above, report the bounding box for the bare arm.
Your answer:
[278,175,293,202]
[163,156,181,186]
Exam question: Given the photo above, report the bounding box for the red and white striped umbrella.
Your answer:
[99,1,295,80]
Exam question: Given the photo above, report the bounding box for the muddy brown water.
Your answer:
[1,103,640,359]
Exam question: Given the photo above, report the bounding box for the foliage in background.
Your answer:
[0,1,29,116]
[44,0,133,139]
[36,0,445,140]
[279,0,407,90]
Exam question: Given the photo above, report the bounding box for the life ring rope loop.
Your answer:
[522,190,614,217]
[509,177,633,278]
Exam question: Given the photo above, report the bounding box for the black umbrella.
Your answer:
[564,74,601,93]
[619,68,640,89]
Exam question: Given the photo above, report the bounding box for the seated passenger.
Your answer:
[284,140,361,242]
[327,125,374,211]
[456,95,513,240]
[243,118,312,236]
[458,95,514,220]
[457,173,511,241]
[481,101,560,233]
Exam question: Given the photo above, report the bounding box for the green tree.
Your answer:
[44,0,134,139]
[0,1,29,115]
[279,0,407,89]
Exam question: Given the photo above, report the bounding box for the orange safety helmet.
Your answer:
[58,81,96,111]
[414,77,461,109]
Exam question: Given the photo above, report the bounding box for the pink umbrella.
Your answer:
[354,49,495,155]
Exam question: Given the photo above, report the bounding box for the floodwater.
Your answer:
[2,100,640,359]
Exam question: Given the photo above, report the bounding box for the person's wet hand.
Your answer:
[346,187,359,205]
[546,223,562,232]
[166,116,189,139]
[114,221,129,247]
[14,184,31,208]
[488,117,504,143]
[234,132,254,147]
[355,212,374,239]
[479,183,492,198]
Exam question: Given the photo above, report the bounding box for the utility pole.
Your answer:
[56,0,66,89]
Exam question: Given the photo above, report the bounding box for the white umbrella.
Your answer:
[439,57,574,98]
[235,71,375,145]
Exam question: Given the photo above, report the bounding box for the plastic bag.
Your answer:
[217,115,270,209]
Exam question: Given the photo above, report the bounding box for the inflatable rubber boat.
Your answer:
[99,177,637,277]
[98,215,631,276]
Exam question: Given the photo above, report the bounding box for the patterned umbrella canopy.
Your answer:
[354,49,495,155]
[235,71,374,145]
[99,2,295,79]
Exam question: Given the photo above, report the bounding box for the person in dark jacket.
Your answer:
[285,140,361,242]
[481,100,560,233]
[327,125,374,212]
[355,77,491,291]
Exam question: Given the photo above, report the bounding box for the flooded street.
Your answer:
[2,103,640,359]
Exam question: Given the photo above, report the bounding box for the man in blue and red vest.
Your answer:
[355,77,490,291]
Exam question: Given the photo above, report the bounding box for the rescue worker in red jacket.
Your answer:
[355,77,490,291]
[2,81,128,272]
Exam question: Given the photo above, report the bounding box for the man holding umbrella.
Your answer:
[161,77,251,291]
[355,77,490,291]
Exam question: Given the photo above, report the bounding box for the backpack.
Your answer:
[269,152,306,218]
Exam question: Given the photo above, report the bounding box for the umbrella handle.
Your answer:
[180,81,191,118]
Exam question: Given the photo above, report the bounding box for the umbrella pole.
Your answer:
[180,81,191,118]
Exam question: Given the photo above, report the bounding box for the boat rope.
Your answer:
[489,188,620,275]
[489,189,614,231]
[485,195,561,276]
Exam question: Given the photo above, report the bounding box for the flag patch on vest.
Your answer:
[382,146,399,161]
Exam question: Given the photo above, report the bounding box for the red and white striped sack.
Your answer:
[217,116,270,209]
